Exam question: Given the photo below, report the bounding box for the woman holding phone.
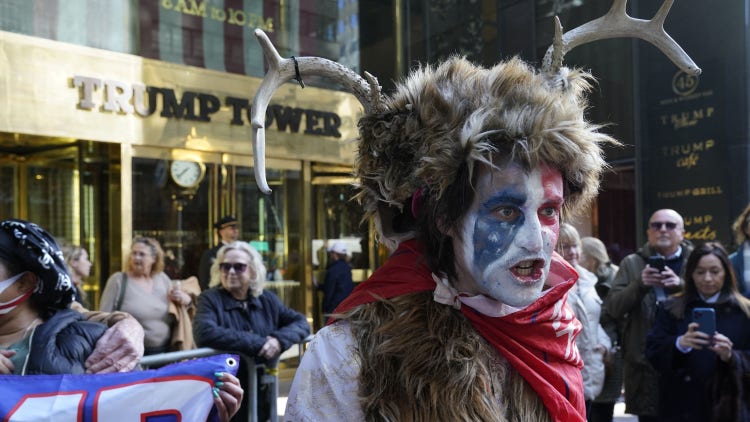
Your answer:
[646,242,750,421]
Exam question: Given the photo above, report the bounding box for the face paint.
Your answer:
[0,272,25,296]
[452,162,563,308]
[0,272,32,315]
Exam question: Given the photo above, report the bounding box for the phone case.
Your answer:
[648,256,666,271]
[692,307,716,336]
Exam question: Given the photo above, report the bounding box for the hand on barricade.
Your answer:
[85,315,145,373]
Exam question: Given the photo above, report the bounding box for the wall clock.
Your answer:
[170,160,205,188]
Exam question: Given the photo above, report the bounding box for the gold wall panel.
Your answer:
[0,30,361,165]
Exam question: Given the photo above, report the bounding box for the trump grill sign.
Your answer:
[0,354,239,422]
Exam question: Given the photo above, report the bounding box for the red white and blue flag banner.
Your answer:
[0,354,239,422]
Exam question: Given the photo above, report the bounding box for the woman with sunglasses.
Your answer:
[646,242,750,421]
[193,241,310,421]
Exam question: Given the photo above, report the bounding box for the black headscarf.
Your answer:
[0,219,75,309]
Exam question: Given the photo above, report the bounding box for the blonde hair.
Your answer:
[126,236,165,275]
[581,237,610,269]
[62,244,85,271]
[557,223,582,254]
[210,241,267,298]
[732,203,750,245]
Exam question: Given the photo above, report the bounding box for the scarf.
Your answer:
[334,239,585,422]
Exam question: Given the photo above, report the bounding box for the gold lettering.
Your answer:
[228,8,247,25]
[685,225,717,241]
[211,7,226,21]
[161,3,274,32]
[662,107,715,130]
[675,153,699,169]
[247,14,270,30]
[661,139,716,157]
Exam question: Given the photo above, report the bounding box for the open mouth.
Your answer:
[511,259,544,281]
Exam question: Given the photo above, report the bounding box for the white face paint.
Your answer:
[0,272,31,315]
[0,272,24,296]
[452,162,563,308]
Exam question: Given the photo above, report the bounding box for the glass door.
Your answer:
[0,136,118,309]
[311,163,374,330]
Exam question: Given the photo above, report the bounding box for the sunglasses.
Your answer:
[219,262,248,273]
[649,221,678,231]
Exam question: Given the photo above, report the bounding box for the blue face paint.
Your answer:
[451,162,563,308]
[473,188,527,271]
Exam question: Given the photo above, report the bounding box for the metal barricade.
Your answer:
[140,348,266,422]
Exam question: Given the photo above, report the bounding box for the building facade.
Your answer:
[0,0,372,329]
[1,0,747,328]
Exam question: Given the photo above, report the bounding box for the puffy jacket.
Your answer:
[24,308,107,375]
[193,287,310,364]
[604,240,692,416]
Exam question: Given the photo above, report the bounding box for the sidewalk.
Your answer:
[613,402,638,422]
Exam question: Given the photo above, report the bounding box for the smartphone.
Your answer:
[648,256,666,271]
[692,307,716,337]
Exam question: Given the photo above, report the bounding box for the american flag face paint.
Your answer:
[452,162,563,307]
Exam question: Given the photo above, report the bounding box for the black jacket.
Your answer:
[24,308,107,375]
[647,294,750,421]
[193,287,310,364]
[198,244,224,291]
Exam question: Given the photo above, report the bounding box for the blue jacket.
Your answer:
[193,287,310,364]
[25,308,107,375]
[319,259,354,314]
[646,294,750,422]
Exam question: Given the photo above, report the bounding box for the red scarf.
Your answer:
[333,240,586,422]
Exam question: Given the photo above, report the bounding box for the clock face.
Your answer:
[170,160,205,188]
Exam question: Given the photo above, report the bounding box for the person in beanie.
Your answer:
[0,218,107,374]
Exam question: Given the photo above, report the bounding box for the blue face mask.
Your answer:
[0,272,31,315]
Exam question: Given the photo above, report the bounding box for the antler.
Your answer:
[542,0,701,76]
[250,29,384,193]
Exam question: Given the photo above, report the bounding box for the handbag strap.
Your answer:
[115,272,128,311]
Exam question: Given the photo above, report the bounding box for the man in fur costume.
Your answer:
[284,57,612,422]
[246,5,699,420]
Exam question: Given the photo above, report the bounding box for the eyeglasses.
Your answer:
[219,263,248,273]
[649,221,678,231]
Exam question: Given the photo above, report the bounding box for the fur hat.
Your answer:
[354,57,616,248]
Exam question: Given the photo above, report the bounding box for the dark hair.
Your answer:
[416,157,476,280]
[684,242,736,297]
[0,255,22,277]
[671,242,750,318]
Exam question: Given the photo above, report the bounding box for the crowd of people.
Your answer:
[2,13,744,421]
[0,216,314,421]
